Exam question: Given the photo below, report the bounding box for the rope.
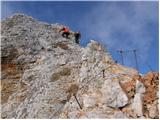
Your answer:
[133,50,139,73]
[79,64,113,93]
[136,52,154,72]
[116,49,140,73]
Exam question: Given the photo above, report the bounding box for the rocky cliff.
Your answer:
[1,14,159,119]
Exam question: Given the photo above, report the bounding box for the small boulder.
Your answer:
[101,79,128,108]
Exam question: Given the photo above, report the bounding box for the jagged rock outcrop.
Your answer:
[131,80,145,117]
[1,14,159,119]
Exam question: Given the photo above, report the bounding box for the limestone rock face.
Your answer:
[148,100,159,118]
[1,14,159,119]
[101,79,128,108]
[131,80,145,117]
[131,93,144,117]
[135,80,145,94]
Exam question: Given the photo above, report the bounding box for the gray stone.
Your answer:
[101,79,128,108]
[148,100,159,118]
[113,111,128,119]
[131,93,143,117]
[135,80,145,94]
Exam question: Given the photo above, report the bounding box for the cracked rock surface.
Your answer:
[1,14,159,119]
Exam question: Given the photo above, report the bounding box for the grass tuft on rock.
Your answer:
[54,42,69,50]
[50,68,71,82]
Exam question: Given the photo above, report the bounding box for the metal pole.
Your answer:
[119,50,124,65]
[74,95,82,109]
[146,62,153,72]
[133,50,139,72]
[102,69,105,78]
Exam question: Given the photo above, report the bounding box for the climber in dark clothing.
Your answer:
[59,27,70,39]
[74,31,81,44]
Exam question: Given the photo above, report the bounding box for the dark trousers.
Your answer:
[74,34,80,44]
[62,32,70,38]
[75,37,79,44]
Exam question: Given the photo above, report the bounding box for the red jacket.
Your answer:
[63,27,69,32]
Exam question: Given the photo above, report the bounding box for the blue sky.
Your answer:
[1,1,159,74]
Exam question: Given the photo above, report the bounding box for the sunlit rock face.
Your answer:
[1,14,159,119]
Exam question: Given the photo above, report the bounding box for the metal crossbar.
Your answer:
[117,49,140,73]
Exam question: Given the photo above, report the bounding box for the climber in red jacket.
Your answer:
[59,27,70,39]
